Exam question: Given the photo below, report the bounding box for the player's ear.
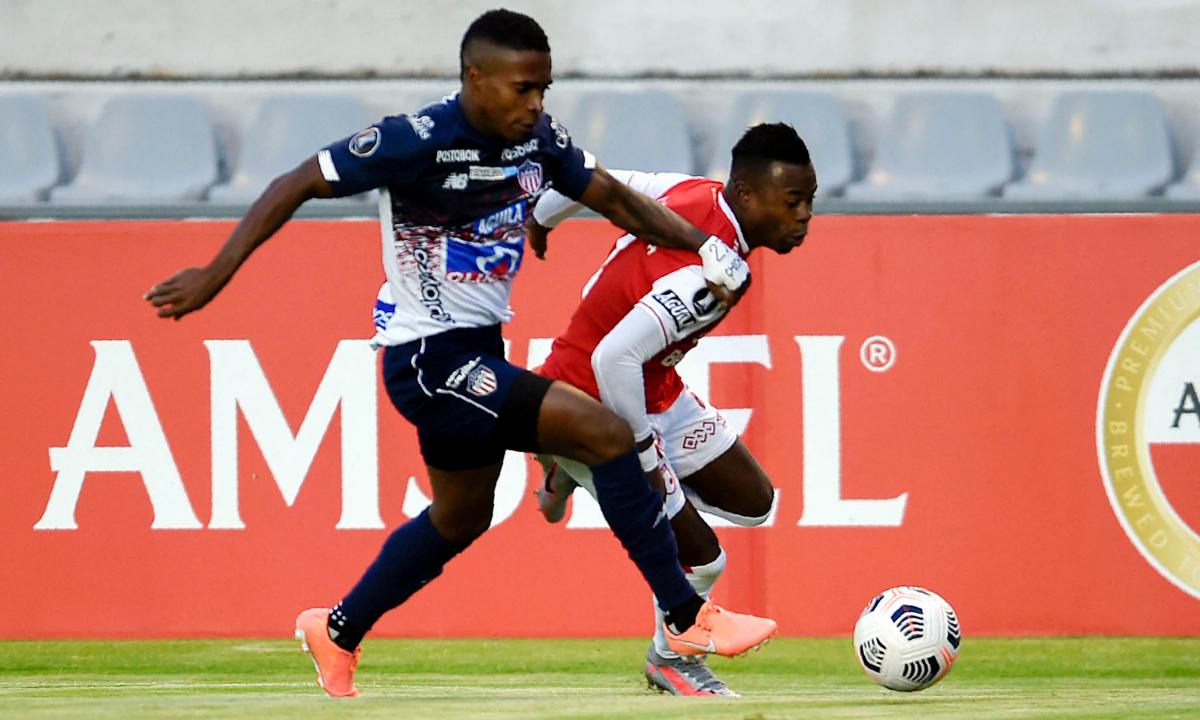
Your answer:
[463,63,479,87]
[730,176,754,205]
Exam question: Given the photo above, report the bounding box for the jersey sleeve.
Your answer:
[609,169,698,199]
[591,303,670,443]
[532,168,696,228]
[316,114,431,197]
[638,265,726,345]
[590,264,725,442]
[540,115,596,201]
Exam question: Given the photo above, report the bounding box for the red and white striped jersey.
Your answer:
[537,170,748,441]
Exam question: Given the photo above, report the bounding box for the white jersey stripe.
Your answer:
[317,149,341,182]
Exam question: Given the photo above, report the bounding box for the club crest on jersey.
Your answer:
[517,160,544,195]
[349,127,381,158]
[651,289,698,332]
[467,365,498,396]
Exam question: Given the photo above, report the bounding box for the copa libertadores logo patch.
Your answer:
[1097,259,1200,599]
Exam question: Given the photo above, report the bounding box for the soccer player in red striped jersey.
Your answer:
[528,123,816,696]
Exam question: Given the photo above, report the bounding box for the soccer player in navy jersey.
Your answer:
[145,8,773,698]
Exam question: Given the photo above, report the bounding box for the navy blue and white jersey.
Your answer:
[317,93,596,345]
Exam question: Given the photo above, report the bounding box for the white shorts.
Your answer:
[542,390,737,519]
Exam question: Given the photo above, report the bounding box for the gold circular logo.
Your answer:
[1098,260,1200,599]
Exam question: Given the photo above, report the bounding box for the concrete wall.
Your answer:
[3,0,1199,79]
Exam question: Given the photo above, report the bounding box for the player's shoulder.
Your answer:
[533,111,576,153]
[661,176,723,202]
[371,95,463,152]
[660,177,730,230]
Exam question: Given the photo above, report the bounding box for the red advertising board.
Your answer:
[1,215,1198,638]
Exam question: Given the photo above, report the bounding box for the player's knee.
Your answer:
[575,407,634,464]
[429,493,495,545]
[711,483,775,526]
[436,509,491,545]
[743,484,775,524]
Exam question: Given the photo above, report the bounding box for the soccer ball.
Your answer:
[853,586,961,692]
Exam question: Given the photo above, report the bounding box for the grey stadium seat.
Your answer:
[1166,145,1200,200]
[51,95,217,203]
[559,90,693,174]
[844,92,1013,200]
[209,95,372,204]
[707,91,854,195]
[0,95,61,203]
[1004,91,1174,200]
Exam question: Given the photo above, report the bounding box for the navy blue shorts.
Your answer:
[382,324,552,471]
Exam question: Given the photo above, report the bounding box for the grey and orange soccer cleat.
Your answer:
[535,460,577,523]
[664,600,777,657]
[294,607,361,698]
[645,644,739,696]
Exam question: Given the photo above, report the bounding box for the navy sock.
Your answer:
[589,449,698,613]
[329,508,469,651]
[664,594,705,635]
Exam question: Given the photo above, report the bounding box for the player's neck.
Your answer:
[721,186,759,254]
[458,91,502,140]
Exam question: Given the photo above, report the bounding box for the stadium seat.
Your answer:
[51,95,218,203]
[559,90,693,174]
[707,91,854,194]
[843,92,1013,200]
[0,94,61,203]
[1004,91,1175,200]
[209,95,372,204]
[1166,145,1200,200]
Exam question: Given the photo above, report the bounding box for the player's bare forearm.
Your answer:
[145,157,334,319]
[579,166,707,251]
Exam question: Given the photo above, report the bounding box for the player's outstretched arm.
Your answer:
[577,166,749,303]
[529,168,691,259]
[145,157,334,320]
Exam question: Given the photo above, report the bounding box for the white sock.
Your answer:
[653,548,727,659]
[685,487,776,527]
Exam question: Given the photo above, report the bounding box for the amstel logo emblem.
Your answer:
[1098,260,1200,599]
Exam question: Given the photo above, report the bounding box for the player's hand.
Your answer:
[698,236,750,305]
[637,433,680,498]
[524,215,553,260]
[144,266,226,320]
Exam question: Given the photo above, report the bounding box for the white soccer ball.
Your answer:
[853,586,961,692]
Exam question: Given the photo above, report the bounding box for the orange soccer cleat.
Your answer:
[294,607,361,698]
[664,601,777,658]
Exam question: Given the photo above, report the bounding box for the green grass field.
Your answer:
[1,637,1198,719]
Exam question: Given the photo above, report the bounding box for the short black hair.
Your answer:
[730,123,811,177]
[460,9,551,77]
